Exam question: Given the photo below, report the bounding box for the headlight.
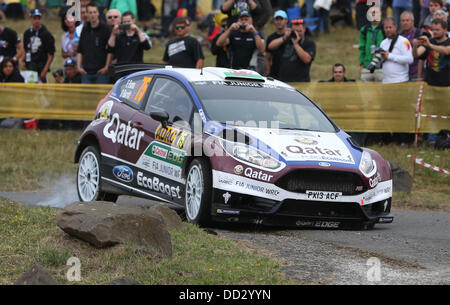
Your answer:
[359,151,377,177]
[222,141,282,170]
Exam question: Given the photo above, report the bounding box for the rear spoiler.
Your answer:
[108,63,170,82]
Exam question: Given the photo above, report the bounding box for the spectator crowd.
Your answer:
[0,0,448,87]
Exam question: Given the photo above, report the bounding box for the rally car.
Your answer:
[75,66,394,229]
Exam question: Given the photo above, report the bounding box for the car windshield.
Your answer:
[191,81,337,132]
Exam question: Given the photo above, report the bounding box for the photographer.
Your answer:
[359,7,385,82]
[216,11,265,70]
[379,17,413,83]
[268,18,316,82]
[108,11,152,64]
[413,18,450,86]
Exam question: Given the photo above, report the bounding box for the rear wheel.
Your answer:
[77,146,118,203]
[185,158,212,225]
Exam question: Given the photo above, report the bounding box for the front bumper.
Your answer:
[211,170,394,228]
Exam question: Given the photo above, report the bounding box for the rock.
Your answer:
[14,264,58,285]
[149,205,184,231]
[57,201,172,257]
[389,162,413,193]
[109,277,141,285]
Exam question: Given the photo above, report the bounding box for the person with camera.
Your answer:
[21,9,55,83]
[359,7,385,82]
[265,10,288,78]
[268,18,316,82]
[77,2,112,84]
[413,18,450,86]
[108,11,151,65]
[163,17,204,68]
[216,11,265,70]
[379,17,414,83]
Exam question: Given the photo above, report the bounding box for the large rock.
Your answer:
[389,162,413,193]
[14,264,58,285]
[149,205,184,231]
[56,202,172,257]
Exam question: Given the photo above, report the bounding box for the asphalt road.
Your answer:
[1,191,449,284]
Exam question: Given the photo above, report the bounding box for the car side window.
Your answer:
[145,77,193,123]
[118,75,153,109]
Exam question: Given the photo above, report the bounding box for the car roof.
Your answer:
[126,66,293,89]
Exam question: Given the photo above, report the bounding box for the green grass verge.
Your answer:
[0,198,288,284]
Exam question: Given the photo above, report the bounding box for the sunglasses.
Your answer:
[292,19,304,25]
[175,25,186,30]
[108,15,119,19]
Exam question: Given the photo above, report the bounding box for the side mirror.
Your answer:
[150,111,169,128]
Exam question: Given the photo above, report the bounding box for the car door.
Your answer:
[102,74,154,187]
[132,76,195,205]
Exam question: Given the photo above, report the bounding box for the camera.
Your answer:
[52,69,63,78]
[418,30,432,43]
[239,24,247,30]
[367,47,384,73]
[290,30,298,39]
[119,24,131,30]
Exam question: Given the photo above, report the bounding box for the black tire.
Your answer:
[184,158,212,225]
[76,145,118,203]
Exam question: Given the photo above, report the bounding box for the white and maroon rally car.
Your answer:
[75,66,394,229]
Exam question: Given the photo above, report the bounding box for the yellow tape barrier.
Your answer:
[0,82,448,132]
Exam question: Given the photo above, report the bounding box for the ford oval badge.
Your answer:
[113,165,134,183]
[318,162,331,167]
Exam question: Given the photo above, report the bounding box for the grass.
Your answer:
[367,143,450,211]
[2,15,361,82]
[0,198,287,284]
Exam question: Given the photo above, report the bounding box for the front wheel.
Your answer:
[185,158,212,225]
[77,145,118,203]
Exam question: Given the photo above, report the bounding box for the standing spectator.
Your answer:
[105,9,122,28]
[22,9,55,83]
[413,18,450,86]
[211,16,230,68]
[221,0,261,27]
[5,0,24,20]
[314,0,332,33]
[163,17,204,68]
[420,0,444,30]
[0,24,24,61]
[433,10,450,37]
[1,57,24,82]
[269,18,316,82]
[400,11,421,80]
[359,7,385,82]
[266,9,288,78]
[216,11,265,70]
[73,5,88,52]
[393,0,413,27]
[380,17,414,83]
[180,0,197,21]
[252,0,271,75]
[61,14,77,60]
[136,0,156,33]
[319,63,356,81]
[161,0,178,37]
[63,57,82,84]
[355,0,370,30]
[109,0,138,19]
[108,11,152,64]
[77,2,112,84]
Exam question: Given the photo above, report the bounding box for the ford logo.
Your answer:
[318,162,331,167]
[113,165,134,183]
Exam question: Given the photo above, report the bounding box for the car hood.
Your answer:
[232,127,360,168]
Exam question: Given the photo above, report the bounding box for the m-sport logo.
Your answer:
[113,165,134,183]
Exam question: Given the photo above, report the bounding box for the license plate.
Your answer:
[306,190,342,200]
